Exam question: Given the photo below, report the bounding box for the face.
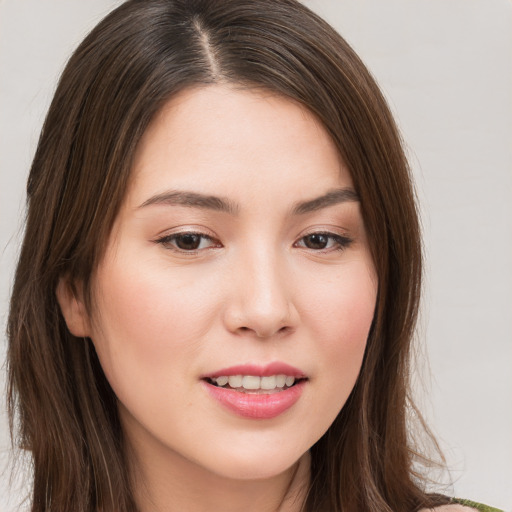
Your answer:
[80,86,377,482]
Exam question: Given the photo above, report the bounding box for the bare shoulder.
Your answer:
[419,506,479,512]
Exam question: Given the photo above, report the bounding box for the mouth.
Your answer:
[204,374,307,394]
[201,363,308,419]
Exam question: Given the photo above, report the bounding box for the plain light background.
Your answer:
[1,1,511,510]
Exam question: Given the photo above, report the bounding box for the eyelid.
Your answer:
[154,224,217,237]
[293,228,353,253]
[153,227,222,254]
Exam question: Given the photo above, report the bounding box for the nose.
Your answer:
[223,247,298,338]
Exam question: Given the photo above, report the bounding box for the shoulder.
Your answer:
[420,500,504,512]
[420,506,479,512]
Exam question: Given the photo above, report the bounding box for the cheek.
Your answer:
[304,260,376,346]
[89,254,221,390]
[300,260,376,414]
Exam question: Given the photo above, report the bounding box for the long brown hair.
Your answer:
[7,1,448,510]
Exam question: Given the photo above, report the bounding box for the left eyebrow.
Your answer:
[291,188,359,215]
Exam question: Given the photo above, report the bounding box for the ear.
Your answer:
[56,277,91,337]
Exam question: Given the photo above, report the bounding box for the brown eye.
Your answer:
[156,232,220,252]
[295,232,353,252]
[303,233,329,249]
[174,233,202,250]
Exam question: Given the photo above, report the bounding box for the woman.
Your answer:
[5,1,502,511]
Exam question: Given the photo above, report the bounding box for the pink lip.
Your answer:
[201,362,306,379]
[201,362,307,419]
[202,380,306,419]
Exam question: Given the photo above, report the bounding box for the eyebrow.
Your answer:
[138,190,239,215]
[291,188,359,215]
[138,187,359,216]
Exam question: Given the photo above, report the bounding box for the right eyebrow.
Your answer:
[137,190,240,215]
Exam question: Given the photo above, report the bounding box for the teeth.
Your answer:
[210,374,298,390]
[285,376,295,387]
[260,376,276,390]
[215,376,229,387]
[275,374,286,387]
[242,375,260,389]
[228,375,243,388]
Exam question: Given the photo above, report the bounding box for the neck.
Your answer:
[128,438,310,512]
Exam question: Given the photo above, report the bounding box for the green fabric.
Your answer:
[453,498,504,512]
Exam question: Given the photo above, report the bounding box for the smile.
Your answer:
[206,374,301,393]
[202,363,307,419]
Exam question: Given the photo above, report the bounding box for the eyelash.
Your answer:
[294,232,353,252]
[154,232,220,253]
[154,231,353,254]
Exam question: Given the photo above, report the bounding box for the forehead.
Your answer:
[126,85,353,208]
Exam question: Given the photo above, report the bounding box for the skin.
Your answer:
[58,85,379,512]
[425,508,479,512]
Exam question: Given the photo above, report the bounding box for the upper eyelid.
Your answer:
[159,232,212,241]
[154,225,218,240]
[299,229,348,236]
[296,227,352,240]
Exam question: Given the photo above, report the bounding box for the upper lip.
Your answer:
[201,362,306,379]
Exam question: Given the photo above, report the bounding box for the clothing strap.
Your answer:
[453,498,504,512]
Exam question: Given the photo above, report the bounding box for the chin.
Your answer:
[199,445,307,481]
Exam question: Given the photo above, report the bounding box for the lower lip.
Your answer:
[203,380,306,419]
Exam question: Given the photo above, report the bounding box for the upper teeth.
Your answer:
[211,375,296,390]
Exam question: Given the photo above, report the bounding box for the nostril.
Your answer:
[235,325,292,338]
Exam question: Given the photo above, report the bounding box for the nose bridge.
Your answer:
[225,241,295,337]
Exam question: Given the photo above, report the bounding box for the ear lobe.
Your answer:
[56,277,91,337]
